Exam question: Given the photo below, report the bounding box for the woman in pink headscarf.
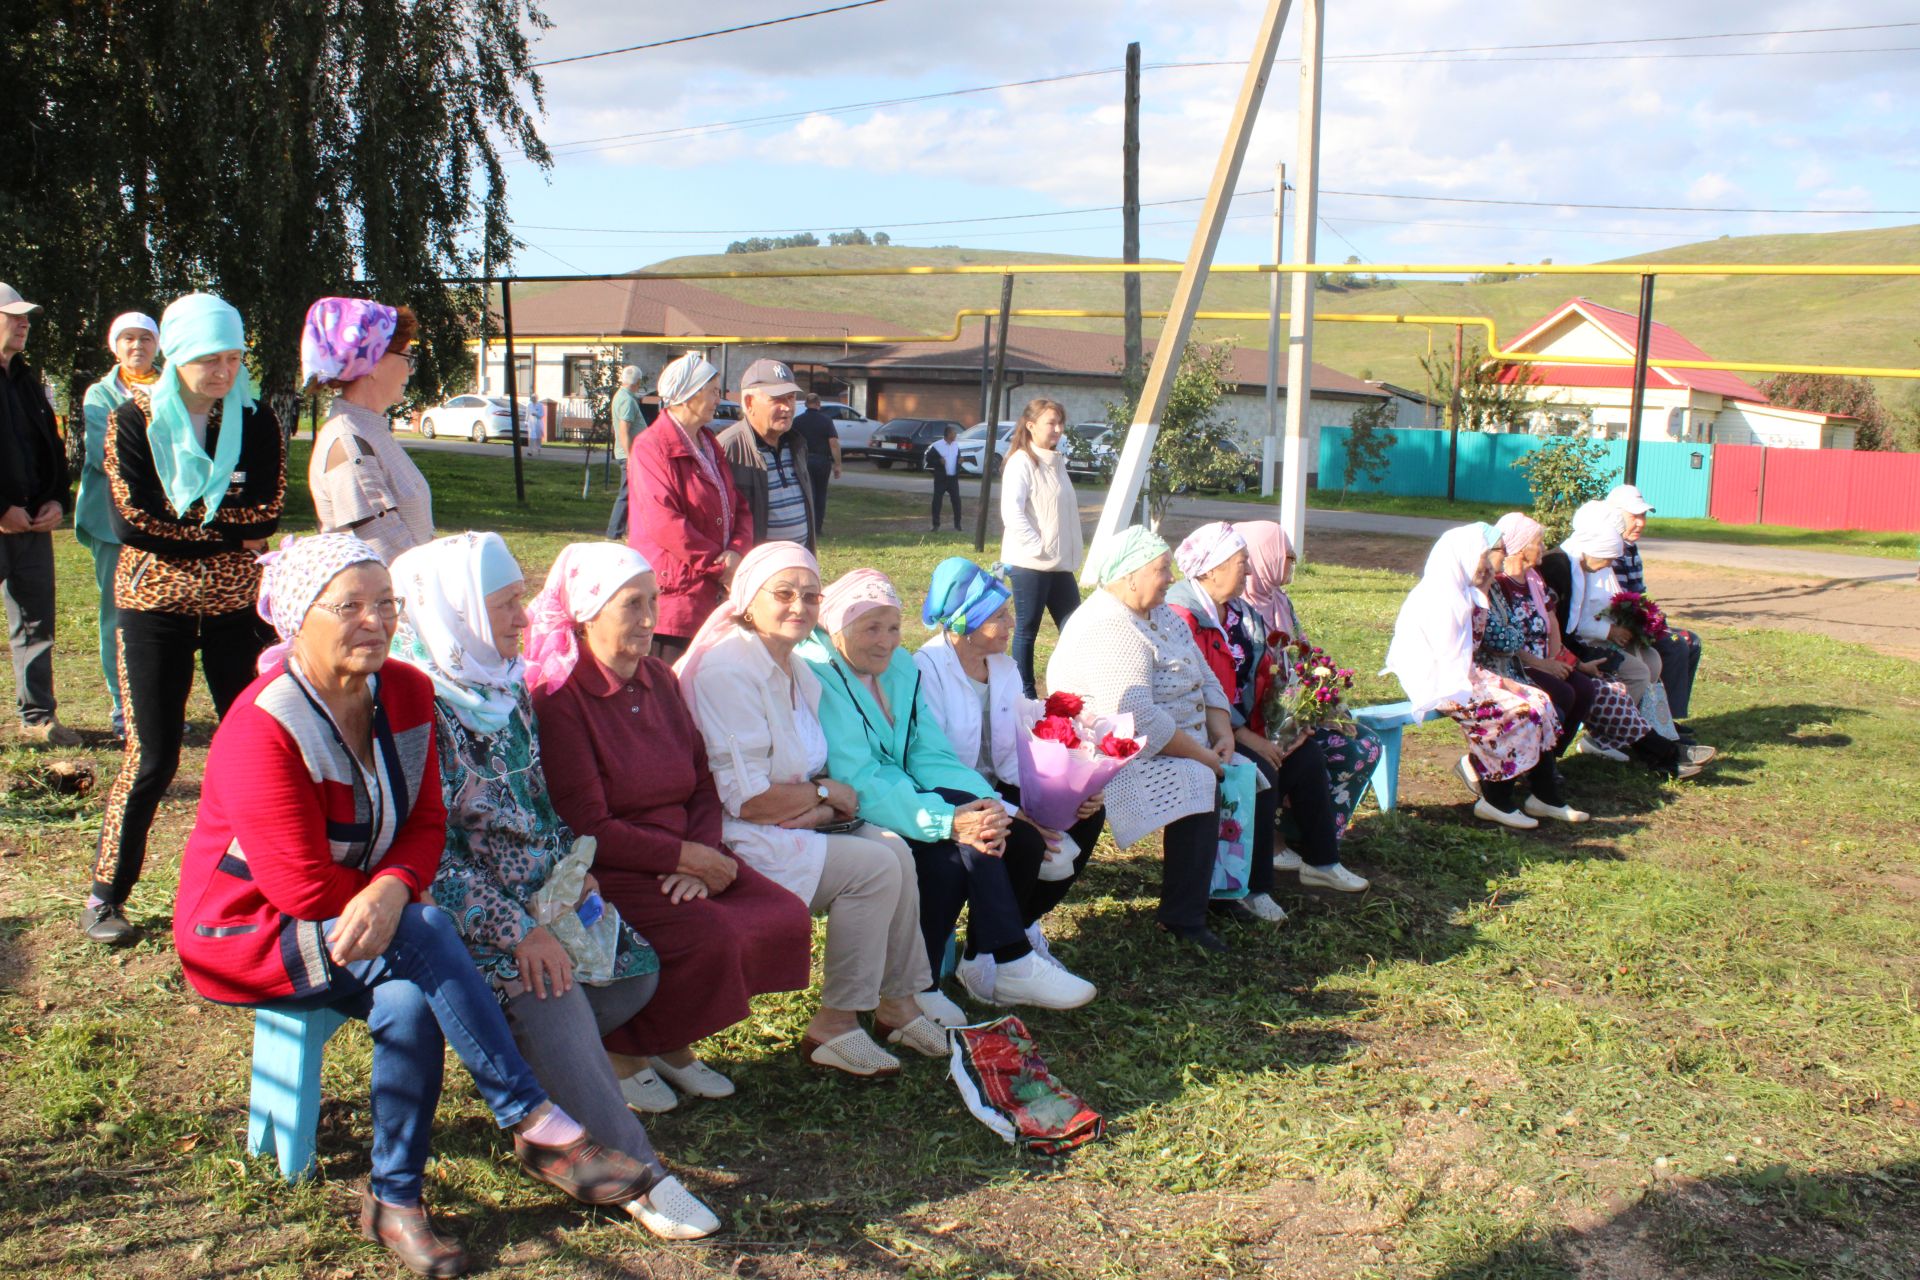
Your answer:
[1236,521,1384,849]
[527,542,812,1114]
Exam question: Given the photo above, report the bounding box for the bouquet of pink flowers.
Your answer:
[1605,590,1670,647]
[1013,691,1145,830]
[1259,639,1357,744]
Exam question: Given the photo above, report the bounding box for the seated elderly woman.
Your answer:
[912,557,1105,1000]
[389,532,719,1240]
[174,534,651,1278]
[1236,521,1384,848]
[673,541,948,1079]
[1166,523,1368,925]
[528,543,812,1114]
[1045,527,1237,954]
[1386,524,1585,829]
[799,570,1095,1011]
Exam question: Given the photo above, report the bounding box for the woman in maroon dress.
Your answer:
[527,542,811,1113]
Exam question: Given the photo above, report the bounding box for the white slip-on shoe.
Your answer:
[1272,846,1304,872]
[626,1176,721,1240]
[1244,892,1288,923]
[651,1056,735,1099]
[991,953,1096,1010]
[1576,735,1630,763]
[914,988,968,1027]
[1455,755,1482,797]
[619,1067,679,1114]
[1676,761,1704,780]
[1297,862,1371,893]
[878,1014,949,1058]
[1682,743,1718,766]
[955,954,998,1004]
[800,1027,900,1078]
[1473,798,1539,830]
[1523,796,1590,824]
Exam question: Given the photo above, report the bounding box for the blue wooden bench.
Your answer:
[247,1005,345,1180]
[1350,700,1442,814]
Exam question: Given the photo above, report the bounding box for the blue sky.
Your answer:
[498,0,1920,277]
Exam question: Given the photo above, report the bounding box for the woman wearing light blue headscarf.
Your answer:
[85,292,286,947]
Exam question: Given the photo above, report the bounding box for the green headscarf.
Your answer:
[150,293,255,524]
[1092,525,1171,586]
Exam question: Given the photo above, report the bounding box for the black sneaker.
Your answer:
[1160,922,1230,954]
[80,901,137,946]
[1208,898,1258,925]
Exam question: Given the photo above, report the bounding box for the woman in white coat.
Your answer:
[997,397,1085,696]
[913,557,1104,1003]
[675,541,951,1078]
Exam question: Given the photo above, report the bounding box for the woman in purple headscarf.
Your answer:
[303,297,434,564]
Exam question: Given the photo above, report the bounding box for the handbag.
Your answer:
[1210,758,1258,899]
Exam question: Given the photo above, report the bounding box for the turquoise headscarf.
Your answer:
[922,557,1012,635]
[1092,525,1171,586]
[150,293,255,525]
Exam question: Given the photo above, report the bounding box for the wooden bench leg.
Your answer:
[1370,726,1405,813]
[247,1006,345,1181]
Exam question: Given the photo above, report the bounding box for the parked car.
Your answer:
[1172,439,1261,494]
[956,421,1017,476]
[419,395,533,443]
[871,418,964,469]
[817,401,885,456]
[1064,422,1118,480]
[711,398,744,425]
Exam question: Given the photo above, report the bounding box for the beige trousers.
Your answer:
[807,824,930,1011]
[1612,642,1664,704]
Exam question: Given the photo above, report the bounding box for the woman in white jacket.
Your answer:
[913,558,1104,1004]
[998,398,1085,696]
[675,542,951,1078]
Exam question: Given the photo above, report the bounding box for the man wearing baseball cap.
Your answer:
[0,283,79,746]
[715,358,817,553]
[1606,483,1705,737]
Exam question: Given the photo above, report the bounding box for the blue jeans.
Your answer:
[1653,628,1701,720]
[1006,567,1081,698]
[296,904,549,1205]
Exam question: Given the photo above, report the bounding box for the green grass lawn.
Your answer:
[2,446,1917,1277]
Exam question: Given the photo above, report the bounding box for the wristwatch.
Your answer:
[815,781,832,802]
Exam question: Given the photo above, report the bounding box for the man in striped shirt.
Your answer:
[716,359,817,553]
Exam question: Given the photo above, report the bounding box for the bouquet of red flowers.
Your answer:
[1605,590,1669,647]
[1258,638,1357,743]
[1013,691,1145,830]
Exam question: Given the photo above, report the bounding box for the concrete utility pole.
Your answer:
[1122,41,1143,388]
[1277,0,1324,555]
[1262,162,1285,496]
[1086,0,1301,581]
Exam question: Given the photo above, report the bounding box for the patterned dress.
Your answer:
[429,687,658,995]
[1447,607,1559,781]
[1484,578,1653,753]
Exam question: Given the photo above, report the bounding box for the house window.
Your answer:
[506,354,533,393]
[564,354,596,397]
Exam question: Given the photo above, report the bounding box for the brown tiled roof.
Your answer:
[826,324,1384,397]
[495,277,897,343]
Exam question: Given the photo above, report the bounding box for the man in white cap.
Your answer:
[1606,483,1704,732]
[715,358,816,553]
[79,312,161,738]
[0,283,79,747]
[603,364,649,539]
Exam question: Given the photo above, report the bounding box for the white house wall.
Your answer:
[1710,402,1827,449]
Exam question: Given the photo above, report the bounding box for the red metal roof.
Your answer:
[1501,297,1769,402]
[492,277,897,343]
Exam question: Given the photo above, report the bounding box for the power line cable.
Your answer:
[531,0,898,68]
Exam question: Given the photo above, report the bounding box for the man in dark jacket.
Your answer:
[790,393,839,535]
[0,283,78,746]
[715,359,816,553]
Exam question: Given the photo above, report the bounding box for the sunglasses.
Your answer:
[764,586,823,607]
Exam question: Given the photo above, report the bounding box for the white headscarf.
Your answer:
[1559,502,1626,638]
[255,532,385,675]
[1383,523,1500,717]
[389,533,526,735]
[657,352,719,406]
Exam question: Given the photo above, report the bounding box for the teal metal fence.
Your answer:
[1317,428,1712,518]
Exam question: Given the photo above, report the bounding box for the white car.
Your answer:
[818,401,885,456]
[419,395,535,443]
[956,421,1017,476]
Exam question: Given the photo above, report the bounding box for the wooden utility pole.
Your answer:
[972,274,1015,553]
[1624,273,1656,484]
[1087,0,1299,579]
[1122,41,1143,388]
[1276,0,1323,553]
[501,280,526,505]
[1262,162,1284,496]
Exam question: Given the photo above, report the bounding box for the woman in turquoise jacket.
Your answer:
[798,569,1095,1013]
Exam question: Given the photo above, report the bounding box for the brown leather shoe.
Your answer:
[359,1190,470,1277]
[514,1133,653,1206]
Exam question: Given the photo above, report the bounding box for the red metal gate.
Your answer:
[1708,444,1763,524]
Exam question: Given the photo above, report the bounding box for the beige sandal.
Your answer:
[876,1014,949,1058]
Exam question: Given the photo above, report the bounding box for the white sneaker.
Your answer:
[914,988,968,1027]
[1454,755,1482,797]
[1023,922,1057,968]
[1244,892,1288,923]
[992,953,1096,1010]
[1297,862,1370,893]
[1473,798,1539,830]
[955,953,997,1004]
[627,1175,721,1240]
[619,1067,679,1114]
[1272,846,1303,872]
[651,1056,735,1099]
[1523,796,1590,824]
[1575,736,1629,763]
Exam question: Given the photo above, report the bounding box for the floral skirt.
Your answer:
[1447,670,1558,782]
[1315,721,1382,840]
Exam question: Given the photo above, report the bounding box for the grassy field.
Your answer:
[2,447,1917,1278]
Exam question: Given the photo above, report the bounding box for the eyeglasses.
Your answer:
[313,597,401,623]
[764,586,823,607]
[397,351,419,371]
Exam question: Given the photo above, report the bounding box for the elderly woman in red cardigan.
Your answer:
[174,534,651,1278]
[526,541,810,1115]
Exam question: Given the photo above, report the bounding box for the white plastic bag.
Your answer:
[528,836,620,985]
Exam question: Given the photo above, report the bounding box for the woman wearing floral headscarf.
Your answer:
[303,297,434,565]
[85,293,284,947]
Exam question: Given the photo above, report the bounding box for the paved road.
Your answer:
[396,437,1915,585]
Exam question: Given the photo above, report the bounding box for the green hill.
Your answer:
[639,225,1920,397]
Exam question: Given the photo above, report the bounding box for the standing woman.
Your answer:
[303,297,434,565]
[629,353,752,663]
[998,397,1084,697]
[78,312,160,739]
[85,293,284,946]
